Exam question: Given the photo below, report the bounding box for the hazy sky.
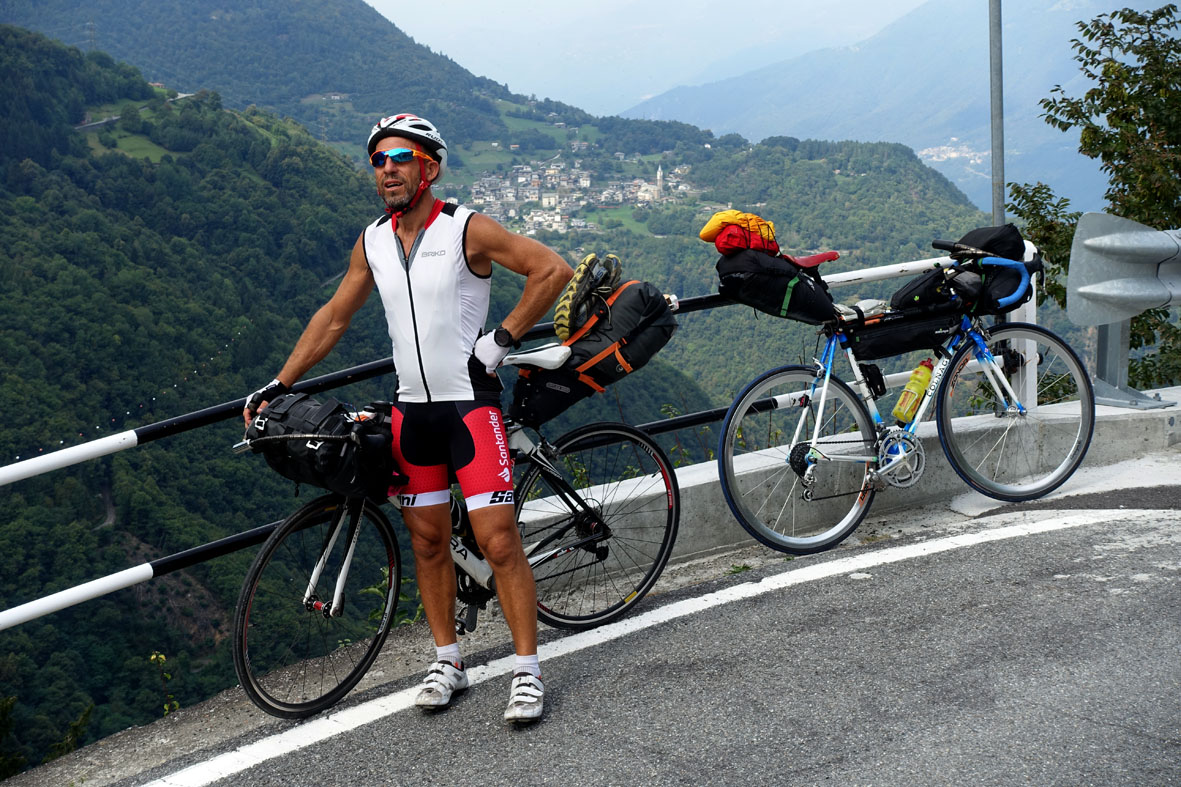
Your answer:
[365,0,931,116]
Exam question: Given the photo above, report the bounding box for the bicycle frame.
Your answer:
[260,410,643,650]
[797,314,1029,480]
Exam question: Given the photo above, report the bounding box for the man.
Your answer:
[243,113,572,722]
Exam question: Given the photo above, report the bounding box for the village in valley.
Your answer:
[455,145,698,235]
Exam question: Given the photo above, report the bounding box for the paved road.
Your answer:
[11,455,1181,787]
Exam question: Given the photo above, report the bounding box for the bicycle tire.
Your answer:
[718,365,877,555]
[936,322,1095,501]
[515,421,679,630]
[233,495,401,719]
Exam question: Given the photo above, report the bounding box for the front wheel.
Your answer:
[515,421,679,630]
[936,322,1095,501]
[718,366,878,555]
[233,495,401,719]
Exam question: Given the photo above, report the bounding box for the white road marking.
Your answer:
[146,509,1132,787]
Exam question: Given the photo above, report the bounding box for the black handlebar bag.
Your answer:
[952,224,1043,315]
[246,393,401,498]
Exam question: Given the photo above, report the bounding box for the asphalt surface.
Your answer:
[8,449,1180,787]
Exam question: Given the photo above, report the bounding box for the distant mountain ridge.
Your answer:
[623,0,1160,212]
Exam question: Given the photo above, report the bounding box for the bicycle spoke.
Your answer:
[937,323,1094,501]
[517,423,678,629]
[719,366,877,555]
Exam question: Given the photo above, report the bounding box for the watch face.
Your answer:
[495,326,513,347]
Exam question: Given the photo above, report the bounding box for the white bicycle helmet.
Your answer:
[367,113,448,177]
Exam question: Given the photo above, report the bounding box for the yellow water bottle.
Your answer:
[892,358,934,424]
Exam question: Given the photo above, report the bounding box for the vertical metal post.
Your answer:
[988,1,1037,408]
[1096,321,1131,390]
[989,0,1005,226]
[1092,319,1173,408]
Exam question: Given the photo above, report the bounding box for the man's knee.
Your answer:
[403,505,451,562]
[470,507,523,568]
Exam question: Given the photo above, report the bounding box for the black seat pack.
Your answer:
[509,279,678,427]
[716,248,836,324]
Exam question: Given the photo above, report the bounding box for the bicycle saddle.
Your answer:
[504,343,572,370]
[788,251,840,269]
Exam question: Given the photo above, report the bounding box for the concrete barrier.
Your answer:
[670,385,1181,560]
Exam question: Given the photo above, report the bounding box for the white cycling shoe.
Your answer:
[504,672,544,723]
[414,661,469,708]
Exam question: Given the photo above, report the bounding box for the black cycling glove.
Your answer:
[245,378,290,417]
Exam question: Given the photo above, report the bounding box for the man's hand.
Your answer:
[472,327,513,375]
[243,378,290,426]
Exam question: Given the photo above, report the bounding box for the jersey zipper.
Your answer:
[396,229,433,402]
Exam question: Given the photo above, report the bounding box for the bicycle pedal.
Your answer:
[455,604,479,635]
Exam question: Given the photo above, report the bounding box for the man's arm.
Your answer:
[242,234,374,424]
[466,214,573,340]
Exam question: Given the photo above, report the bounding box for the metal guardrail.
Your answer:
[0,251,1027,631]
[1067,212,1179,410]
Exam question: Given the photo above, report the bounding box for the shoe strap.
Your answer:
[423,661,464,691]
[509,674,543,703]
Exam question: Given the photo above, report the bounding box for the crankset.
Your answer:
[877,430,926,488]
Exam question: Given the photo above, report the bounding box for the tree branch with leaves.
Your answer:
[1008,4,1181,387]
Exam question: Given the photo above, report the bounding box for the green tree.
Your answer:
[0,696,27,778]
[1008,4,1181,387]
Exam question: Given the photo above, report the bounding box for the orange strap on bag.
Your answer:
[561,280,641,393]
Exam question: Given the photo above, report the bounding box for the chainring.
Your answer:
[877,430,925,488]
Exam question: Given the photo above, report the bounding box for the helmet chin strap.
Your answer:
[385,158,431,231]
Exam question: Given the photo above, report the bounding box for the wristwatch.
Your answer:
[493,326,515,348]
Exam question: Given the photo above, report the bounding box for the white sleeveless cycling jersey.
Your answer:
[362,201,499,403]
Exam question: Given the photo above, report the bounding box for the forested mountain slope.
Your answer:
[0,0,511,157]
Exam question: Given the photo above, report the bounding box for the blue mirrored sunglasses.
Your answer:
[370,147,433,168]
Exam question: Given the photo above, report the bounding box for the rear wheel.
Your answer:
[718,365,877,554]
[233,495,400,719]
[936,322,1094,501]
[515,422,679,630]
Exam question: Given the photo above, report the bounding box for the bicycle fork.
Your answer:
[304,499,366,618]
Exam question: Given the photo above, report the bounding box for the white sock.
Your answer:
[436,643,462,669]
[515,653,541,678]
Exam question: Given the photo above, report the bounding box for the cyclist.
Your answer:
[243,113,572,723]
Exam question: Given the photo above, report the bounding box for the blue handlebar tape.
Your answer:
[978,257,1031,309]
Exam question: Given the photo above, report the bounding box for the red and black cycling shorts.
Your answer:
[387,400,514,511]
